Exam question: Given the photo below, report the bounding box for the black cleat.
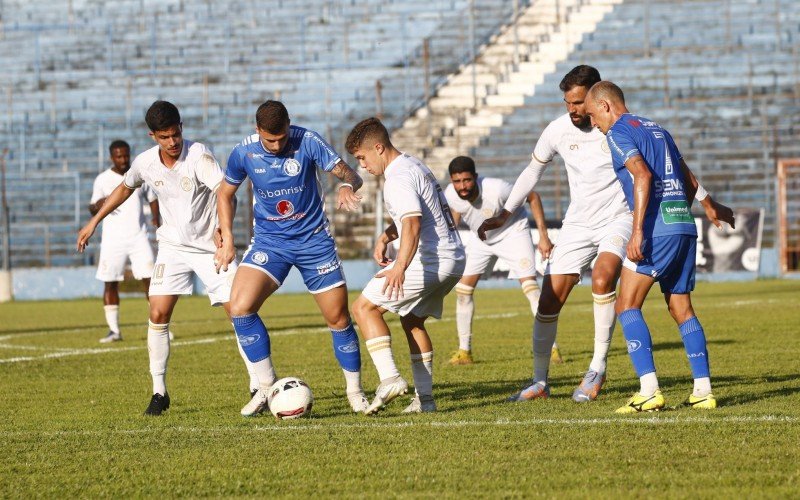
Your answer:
[144,393,170,416]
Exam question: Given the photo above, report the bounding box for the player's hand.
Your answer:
[376,264,405,300]
[702,197,736,229]
[477,210,511,241]
[538,232,554,260]
[76,222,97,253]
[626,229,644,263]
[213,227,224,248]
[214,242,236,273]
[337,185,362,212]
[373,237,393,267]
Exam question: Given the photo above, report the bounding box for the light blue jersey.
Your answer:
[225,126,340,245]
[607,114,697,238]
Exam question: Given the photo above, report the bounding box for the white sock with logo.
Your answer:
[147,321,170,395]
[366,336,400,381]
[104,305,120,334]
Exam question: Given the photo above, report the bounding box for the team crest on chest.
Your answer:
[283,159,301,177]
[180,176,194,191]
[481,208,493,218]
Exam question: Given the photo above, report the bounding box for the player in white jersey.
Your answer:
[479,65,632,403]
[90,140,160,343]
[444,155,556,365]
[346,117,465,414]
[78,101,254,416]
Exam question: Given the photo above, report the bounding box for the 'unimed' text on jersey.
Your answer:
[225,126,339,243]
[607,113,697,238]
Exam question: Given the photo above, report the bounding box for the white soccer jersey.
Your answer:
[124,140,223,253]
[383,153,464,269]
[444,176,529,245]
[533,113,629,228]
[91,168,156,243]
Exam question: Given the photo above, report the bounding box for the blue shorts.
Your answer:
[624,234,696,294]
[241,229,346,294]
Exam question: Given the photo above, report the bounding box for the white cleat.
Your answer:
[364,375,409,415]
[401,394,437,413]
[99,331,122,343]
[347,391,370,413]
[241,387,270,417]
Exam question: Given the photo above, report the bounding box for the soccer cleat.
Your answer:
[615,390,665,414]
[241,387,270,417]
[250,388,258,398]
[572,370,607,403]
[550,346,564,364]
[364,375,409,415]
[99,331,122,343]
[681,393,717,409]
[401,394,437,413]
[508,382,550,402]
[143,393,170,416]
[449,349,474,365]
[347,390,370,413]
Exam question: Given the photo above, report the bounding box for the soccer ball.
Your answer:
[268,377,314,420]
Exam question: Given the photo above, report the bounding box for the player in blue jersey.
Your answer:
[215,100,368,416]
[585,81,735,413]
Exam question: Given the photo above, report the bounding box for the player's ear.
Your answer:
[148,131,156,142]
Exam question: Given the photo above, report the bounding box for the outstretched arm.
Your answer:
[478,156,548,240]
[215,182,240,272]
[527,191,552,259]
[77,183,135,252]
[331,160,363,211]
[679,159,735,229]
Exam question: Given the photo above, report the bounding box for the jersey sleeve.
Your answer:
[304,130,341,172]
[531,121,558,164]
[123,161,144,189]
[384,175,422,221]
[90,175,105,204]
[497,178,513,206]
[196,152,225,191]
[607,127,641,167]
[224,147,247,186]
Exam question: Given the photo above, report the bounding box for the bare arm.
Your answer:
[679,159,735,229]
[149,199,161,228]
[450,208,461,228]
[77,183,135,252]
[331,159,363,211]
[88,198,105,216]
[527,191,553,259]
[214,182,240,272]
[376,216,421,300]
[373,222,399,266]
[624,155,652,263]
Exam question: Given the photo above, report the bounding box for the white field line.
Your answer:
[0,312,525,364]
[0,415,796,438]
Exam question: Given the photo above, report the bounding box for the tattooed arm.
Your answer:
[331,159,363,211]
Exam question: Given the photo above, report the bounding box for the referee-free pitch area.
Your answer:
[1,280,798,497]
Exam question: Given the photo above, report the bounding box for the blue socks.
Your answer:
[232,313,271,363]
[330,323,361,372]
[679,316,710,379]
[619,308,656,377]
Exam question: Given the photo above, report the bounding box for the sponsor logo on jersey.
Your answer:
[256,185,305,198]
[626,340,642,353]
[180,177,193,192]
[251,251,268,265]
[276,200,295,216]
[247,152,268,159]
[254,168,266,174]
[283,159,301,176]
[239,334,260,347]
[316,259,341,275]
[628,118,641,127]
[154,180,164,187]
[337,340,359,354]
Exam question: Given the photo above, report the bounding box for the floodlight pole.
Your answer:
[0,149,12,302]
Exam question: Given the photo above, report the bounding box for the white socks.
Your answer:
[410,351,434,397]
[590,291,617,373]
[147,321,170,395]
[366,336,400,381]
[521,278,541,315]
[253,358,277,390]
[104,305,120,334]
[533,312,559,383]
[640,372,659,397]
[235,333,260,393]
[454,283,475,352]
[693,377,712,397]
[343,369,363,394]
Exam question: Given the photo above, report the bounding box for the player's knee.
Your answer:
[591,274,614,294]
[149,308,171,324]
[351,296,372,322]
[666,302,694,324]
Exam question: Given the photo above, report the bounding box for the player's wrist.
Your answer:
[338,183,354,192]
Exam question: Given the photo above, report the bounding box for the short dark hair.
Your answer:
[256,100,290,133]
[108,139,130,155]
[145,101,181,132]
[559,65,602,92]
[448,156,476,176]
[345,117,391,154]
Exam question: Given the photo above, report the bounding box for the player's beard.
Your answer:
[571,114,592,131]
[457,184,478,201]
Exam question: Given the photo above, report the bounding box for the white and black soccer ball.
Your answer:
[268,377,314,420]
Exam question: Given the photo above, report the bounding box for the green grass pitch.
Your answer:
[1,280,798,497]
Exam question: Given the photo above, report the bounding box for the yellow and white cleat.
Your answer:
[615,390,665,414]
[448,349,474,365]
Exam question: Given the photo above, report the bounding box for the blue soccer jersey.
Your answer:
[607,114,697,238]
[225,126,340,244]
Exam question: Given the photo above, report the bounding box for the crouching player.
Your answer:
[346,117,465,414]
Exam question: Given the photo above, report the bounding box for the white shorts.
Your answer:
[463,228,537,279]
[361,258,464,319]
[96,235,155,282]
[545,212,632,275]
[149,244,238,306]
